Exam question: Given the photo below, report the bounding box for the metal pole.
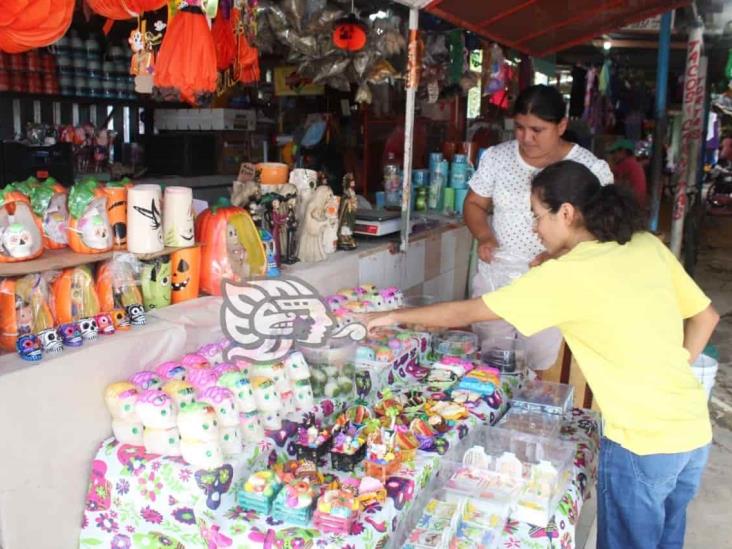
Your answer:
[400,7,419,253]
[648,11,673,233]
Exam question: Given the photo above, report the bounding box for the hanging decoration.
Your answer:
[0,0,74,54]
[129,19,164,93]
[86,0,168,20]
[332,13,367,53]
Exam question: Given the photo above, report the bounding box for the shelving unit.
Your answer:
[0,245,195,277]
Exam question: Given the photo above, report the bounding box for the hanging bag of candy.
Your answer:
[66,179,113,254]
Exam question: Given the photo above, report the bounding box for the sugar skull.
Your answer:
[38,327,63,354]
[212,362,239,377]
[198,386,239,428]
[178,402,219,442]
[111,308,130,330]
[129,371,163,391]
[217,371,257,413]
[181,353,210,369]
[180,438,223,469]
[78,317,98,341]
[239,409,264,442]
[78,210,111,250]
[337,288,359,301]
[126,303,146,326]
[1,223,34,258]
[284,351,311,381]
[16,333,41,361]
[219,425,243,456]
[162,379,196,411]
[143,426,181,456]
[156,361,188,381]
[187,368,219,391]
[104,382,140,421]
[363,294,385,311]
[136,389,176,429]
[58,322,82,347]
[111,418,144,445]
[293,378,314,411]
[94,312,115,335]
[260,409,282,431]
[198,343,224,365]
[251,377,281,411]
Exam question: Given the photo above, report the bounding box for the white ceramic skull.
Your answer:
[251,377,281,411]
[198,386,239,428]
[1,223,33,258]
[143,427,181,456]
[217,372,257,413]
[105,382,140,421]
[126,304,146,326]
[78,317,99,340]
[39,328,63,353]
[112,418,144,445]
[239,410,264,442]
[284,352,311,381]
[180,438,224,469]
[177,402,219,442]
[136,390,177,429]
[162,380,196,412]
[219,425,243,456]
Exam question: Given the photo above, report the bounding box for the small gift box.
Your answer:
[271,479,317,526]
[330,425,366,472]
[238,471,283,514]
[313,489,360,535]
[294,425,332,463]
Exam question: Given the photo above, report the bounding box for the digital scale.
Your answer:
[354,209,409,236]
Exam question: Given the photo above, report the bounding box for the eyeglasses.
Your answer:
[531,210,551,226]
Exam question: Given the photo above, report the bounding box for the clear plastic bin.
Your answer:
[480,335,527,376]
[497,407,561,438]
[433,330,478,359]
[297,338,357,399]
[511,379,574,416]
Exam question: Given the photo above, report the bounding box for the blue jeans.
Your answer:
[598,437,709,549]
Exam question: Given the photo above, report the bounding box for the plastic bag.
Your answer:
[478,249,530,292]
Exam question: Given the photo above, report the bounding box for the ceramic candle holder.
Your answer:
[217,371,257,413]
[143,427,181,456]
[198,386,240,428]
[162,380,196,412]
[177,402,219,442]
[105,382,140,421]
[136,390,177,429]
[112,418,144,445]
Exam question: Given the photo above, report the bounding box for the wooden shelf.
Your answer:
[0,246,195,277]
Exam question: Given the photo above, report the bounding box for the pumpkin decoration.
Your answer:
[171,245,201,304]
[0,189,43,262]
[53,266,101,324]
[103,180,133,250]
[332,13,368,53]
[67,179,113,254]
[96,257,144,313]
[0,274,56,352]
[195,198,266,296]
[28,178,69,250]
[140,254,172,310]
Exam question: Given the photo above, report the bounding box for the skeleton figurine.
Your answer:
[282,193,299,264]
[337,174,358,250]
[79,317,99,341]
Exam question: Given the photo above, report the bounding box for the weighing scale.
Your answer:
[354,209,409,236]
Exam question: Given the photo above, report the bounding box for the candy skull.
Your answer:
[38,327,63,354]
[95,312,115,335]
[284,351,311,381]
[111,308,130,330]
[143,427,181,456]
[178,402,219,442]
[78,317,99,340]
[251,377,280,411]
[1,223,34,258]
[162,379,196,411]
[293,379,314,411]
[212,362,239,377]
[239,409,264,442]
[180,438,223,470]
[181,353,210,369]
[197,343,224,365]
[198,386,239,427]
[260,409,282,431]
[104,382,140,421]
[129,371,163,391]
[219,425,243,456]
[187,368,219,391]
[136,389,177,429]
[111,418,144,445]
[217,371,257,413]
[156,361,188,381]
[58,321,83,347]
[125,303,146,326]
[16,333,41,361]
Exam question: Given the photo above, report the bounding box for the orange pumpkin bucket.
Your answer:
[195,198,266,296]
[103,180,133,251]
[171,245,201,304]
[66,179,113,254]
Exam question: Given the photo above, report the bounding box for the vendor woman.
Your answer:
[365,160,717,549]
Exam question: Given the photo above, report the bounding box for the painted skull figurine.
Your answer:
[217,371,257,413]
[198,386,240,428]
[125,303,146,326]
[162,379,196,411]
[78,317,99,340]
[111,308,130,330]
[38,327,63,354]
[178,402,219,442]
[284,351,311,381]
[58,321,83,347]
[156,361,188,381]
[95,312,115,335]
[105,382,140,421]
[1,223,34,258]
[16,333,42,361]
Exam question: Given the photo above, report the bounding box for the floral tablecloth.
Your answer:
[79,381,599,549]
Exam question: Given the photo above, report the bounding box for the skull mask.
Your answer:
[79,317,99,340]
[16,333,42,361]
[126,304,146,326]
[95,312,115,335]
[38,327,64,353]
[58,321,83,347]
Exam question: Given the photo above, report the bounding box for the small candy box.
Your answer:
[271,478,317,526]
[238,471,283,514]
[456,366,500,396]
[433,330,478,360]
[330,423,366,472]
[511,379,574,416]
[403,497,459,549]
[294,424,332,463]
[364,429,402,482]
[432,356,475,377]
[313,489,360,535]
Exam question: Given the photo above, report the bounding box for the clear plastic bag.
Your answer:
[478,249,531,292]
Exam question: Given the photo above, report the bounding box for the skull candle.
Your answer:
[78,317,99,340]
[16,333,41,361]
[58,321,83,347]
[38,327,63,354]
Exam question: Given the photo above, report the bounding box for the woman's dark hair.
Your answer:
[531,160,645,244]
[513,84,567,124]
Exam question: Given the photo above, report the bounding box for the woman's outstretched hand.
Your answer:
[354,312,396,333]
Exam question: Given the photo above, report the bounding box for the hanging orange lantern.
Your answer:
[332,14,368,53]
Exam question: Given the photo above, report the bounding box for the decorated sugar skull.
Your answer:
[375,347,394,363]
[325,295,347,312]
[104,382,140,421]
[162,379,196,411]
[251,361,289,393]
[136,389,177,429]
[180,438,224,470]
[178,402,219,441]
[383,286,404,307]
[280,390,296,415]
[293,378,314,411]
[359,283,377,295]
[212,362,239,377]
[363,294,385,311]
[125,303,146,325]
[79,212,111,250]
[111,308,130,330]
[198,343,224,365]
[219,425,243,456]
[111,418,144,445]
[217,371,257,413]
[260,409,282,431]
[156,360,188,381]
[143,426,181,456]
[187,368,219,391]
[239,409,264,442]
[78,317,98,340]
[337,288,359,301]
[198,386,239,427]
[38,327,63,354]
[250,377,280,411]
[181,353,210,369]
[95,312,115,335]
[129,370,163,391]
[284,352,311,381]
[1,223,34,258]
[16,333,41,361]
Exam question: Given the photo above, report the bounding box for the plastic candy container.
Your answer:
[271,478,316,526]
[433,330,478,359]
[313,489,360,535]
[456,366,500,396]
[432,356,475,377]
[238,471,283,514]
[511,380,574,416]
[497,408,561,438]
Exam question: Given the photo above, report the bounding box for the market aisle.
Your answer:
[685,214,732,548]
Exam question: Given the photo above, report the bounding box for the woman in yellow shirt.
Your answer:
[365,160,718,549]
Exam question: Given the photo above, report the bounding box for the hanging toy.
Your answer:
[129,19,164,94]
[332,2,368,53]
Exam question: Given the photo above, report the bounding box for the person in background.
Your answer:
[366,160,718,549]
[462,84,613,372]
[608,138,648,209]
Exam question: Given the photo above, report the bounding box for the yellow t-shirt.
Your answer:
[482,231,712,455]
